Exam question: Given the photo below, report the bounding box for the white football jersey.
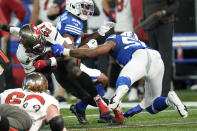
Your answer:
[115,0,134,32]
[38,0,60,26]
[0,88,60,130]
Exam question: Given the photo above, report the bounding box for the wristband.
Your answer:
[49,57,57,66]
[63,48,70,56]
[10,27,20,36]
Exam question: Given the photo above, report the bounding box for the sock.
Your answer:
[95,84,105,97]
[76,100,88,112]
[123,104,143,118]
[146,97,168,114]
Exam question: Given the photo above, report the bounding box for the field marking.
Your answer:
[67,122,197,130]
[63,108,197,118]
[41,121,197,131]
[60,102,197,109]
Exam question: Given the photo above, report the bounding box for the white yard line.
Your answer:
[63,108,197,118]
[60,101,197,109]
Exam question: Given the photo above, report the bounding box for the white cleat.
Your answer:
[108,95,120,111]
[167,91,188,118]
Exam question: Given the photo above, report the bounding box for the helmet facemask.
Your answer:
[77,2,94,20]
[66,0,94,21]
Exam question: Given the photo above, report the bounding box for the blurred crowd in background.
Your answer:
[0,0,196,103]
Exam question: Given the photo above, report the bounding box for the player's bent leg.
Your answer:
[109,76,130,111]
[166,91,188,118]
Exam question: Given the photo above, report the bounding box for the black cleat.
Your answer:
[70,104,88,124]
[98,115,116,123]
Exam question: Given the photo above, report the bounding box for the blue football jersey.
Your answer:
[56,11,83,46]
[105,35,151,66]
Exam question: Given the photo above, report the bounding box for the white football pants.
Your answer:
[119,49,164,108]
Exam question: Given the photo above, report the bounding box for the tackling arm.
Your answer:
[68,40,115,58]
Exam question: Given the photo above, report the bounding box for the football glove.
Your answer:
[34,60,50,70]
[86,39,98,49]
[51,44,64,56]
[98,21,115,36]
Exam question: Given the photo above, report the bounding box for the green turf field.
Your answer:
[42,90,197,131]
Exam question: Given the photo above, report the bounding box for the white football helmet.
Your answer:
[66,0,94,21]
[121,31,139,40]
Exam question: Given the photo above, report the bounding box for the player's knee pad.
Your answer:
[146,97,168,114]
[49,115,64,131]
[116,76,131,88]
[0,116,9,131]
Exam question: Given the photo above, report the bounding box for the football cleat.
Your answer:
[113,102,124,124]
[109,95,120,111]
[96,98,110,116]
[167,91,188,118]
[97,115,116,123]
[70,104,88,124]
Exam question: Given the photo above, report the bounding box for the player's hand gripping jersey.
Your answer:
[0,88,60,130]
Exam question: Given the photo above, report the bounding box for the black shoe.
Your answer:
[56,96,66,102]
[98,115,116,123]
[70,104,88,124]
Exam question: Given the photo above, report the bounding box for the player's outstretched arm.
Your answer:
[51,40,116,59]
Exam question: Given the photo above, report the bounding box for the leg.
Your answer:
[110,50,149,123]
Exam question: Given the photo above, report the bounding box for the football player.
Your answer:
[0,21,112,123]
[0,72,67,131]
[56,0,115,124]
[0,104,32,131]
[51,31,188,124]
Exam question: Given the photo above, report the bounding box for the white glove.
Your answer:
[98,21,115,36]
[86,39,98,49]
